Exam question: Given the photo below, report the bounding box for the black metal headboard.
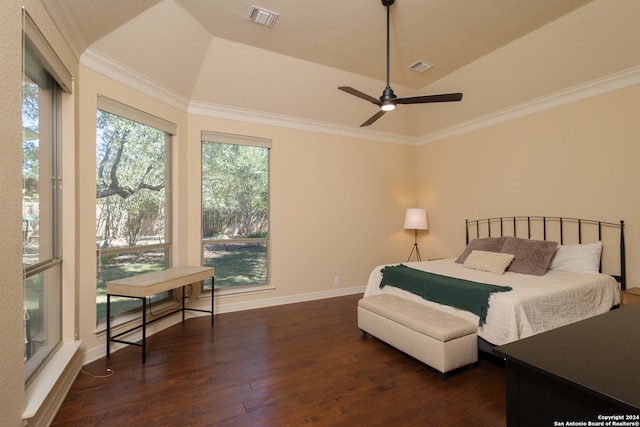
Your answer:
[465,216,626,290]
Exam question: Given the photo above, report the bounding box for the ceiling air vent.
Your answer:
[247,5,279,28]
[408,60,433,73]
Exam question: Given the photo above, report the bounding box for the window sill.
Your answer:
[23,340,82,421]
[201,284,275,299]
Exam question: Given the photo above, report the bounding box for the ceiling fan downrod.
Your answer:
[380,0,396,110]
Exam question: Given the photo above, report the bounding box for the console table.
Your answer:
[106,266,214,363]
[494,303,640,426]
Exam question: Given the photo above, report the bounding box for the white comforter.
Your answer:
[364,258,620,346]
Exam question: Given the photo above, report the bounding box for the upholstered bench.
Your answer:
[358,294,478,379]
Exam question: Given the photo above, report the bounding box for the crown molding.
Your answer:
[80,48,416,145]
[188,101,415,145]
[80,49,640,147]
[81,48,413,144]
[418,65,640,145]
[41,0,86,61]
[80,48,191,112]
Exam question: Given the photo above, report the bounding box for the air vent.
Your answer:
[247,5,279,27]
[408,60,433,73]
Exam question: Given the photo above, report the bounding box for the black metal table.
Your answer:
[106,266,214,363]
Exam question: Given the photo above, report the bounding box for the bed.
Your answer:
[363,216,626,353]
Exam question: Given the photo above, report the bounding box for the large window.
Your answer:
[201,132,270,292]
[22,14,69,384]
[95,97,175,323]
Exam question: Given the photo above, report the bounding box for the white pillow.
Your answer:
[548,241,603,274]
[463,250,515,275]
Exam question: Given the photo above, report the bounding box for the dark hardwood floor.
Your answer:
[52,294,506,426]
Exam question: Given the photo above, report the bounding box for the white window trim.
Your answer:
[23,9,73,93]
[97,95,177,135]
[201,131,271,293]
[201,130,271,148]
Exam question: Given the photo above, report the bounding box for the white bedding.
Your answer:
[364,258,620,346]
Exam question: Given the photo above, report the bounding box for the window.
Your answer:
[95,97,175,323]
[22,12,70,384]
[201,132,270,292]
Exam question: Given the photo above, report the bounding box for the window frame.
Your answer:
[22,10,69,385]
[95,97,175,324]
[201,131,272,296]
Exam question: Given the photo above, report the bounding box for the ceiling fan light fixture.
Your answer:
[381,101,396,111]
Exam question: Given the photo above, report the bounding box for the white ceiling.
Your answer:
[42,0,640,137]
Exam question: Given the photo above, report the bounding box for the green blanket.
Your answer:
[380,264,512,326]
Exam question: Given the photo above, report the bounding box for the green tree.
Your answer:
[96,111,166,248]
[202,142,268,238]
[22,82,39,200]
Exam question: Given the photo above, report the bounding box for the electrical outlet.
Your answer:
[334,276,340,285]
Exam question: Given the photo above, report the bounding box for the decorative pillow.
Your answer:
[463,250,515,275]
[455,237,507,264]
[548,241,603,274]
[500,237,558,276]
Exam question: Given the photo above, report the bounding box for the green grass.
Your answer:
[203,242,267,288]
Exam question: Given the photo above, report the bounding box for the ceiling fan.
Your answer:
[339,0,463,127]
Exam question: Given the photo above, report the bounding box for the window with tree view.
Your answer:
[96,98,174,323]
[22,34,63,384]
[201,132,270,292]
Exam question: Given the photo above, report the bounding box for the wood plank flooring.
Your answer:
[52,294,506,426]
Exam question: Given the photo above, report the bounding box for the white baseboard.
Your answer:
[213,285,365,314]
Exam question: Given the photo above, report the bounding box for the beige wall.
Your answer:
[76,66,418,356]
[417,84,640,283]
[1,2,27,426]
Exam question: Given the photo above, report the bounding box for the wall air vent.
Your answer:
[408,60,433,73]
[247,5,279,28]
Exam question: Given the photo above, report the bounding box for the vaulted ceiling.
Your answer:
[43,0,640,138]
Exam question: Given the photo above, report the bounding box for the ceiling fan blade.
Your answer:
[396,93,463,105]
[360,110,387,127]
[338,86,381,105]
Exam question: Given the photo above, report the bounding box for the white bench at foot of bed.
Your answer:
[358,294,478,379]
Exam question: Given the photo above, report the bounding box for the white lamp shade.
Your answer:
[404,208,428,230]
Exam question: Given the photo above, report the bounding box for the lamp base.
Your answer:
[406,228,423,262]
[406,243,422,262]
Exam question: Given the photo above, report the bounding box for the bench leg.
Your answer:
[438,362,476,380]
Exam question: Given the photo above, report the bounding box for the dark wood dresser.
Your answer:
[494,303,640,426]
